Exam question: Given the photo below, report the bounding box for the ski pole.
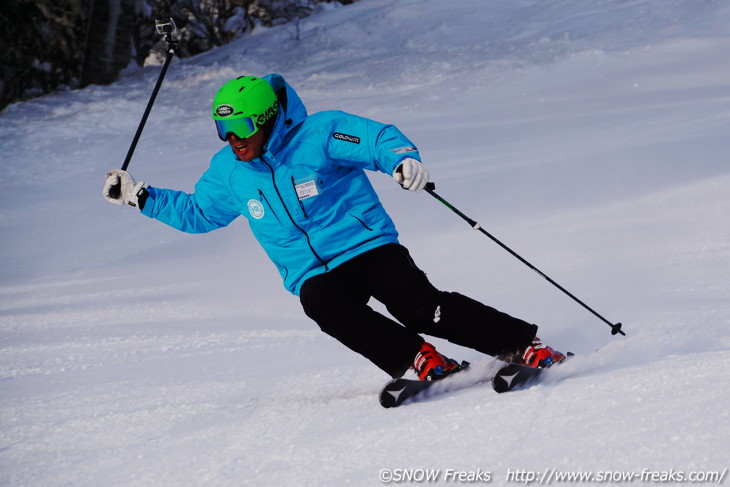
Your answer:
[423,182,625,336]
[119,16,178,172]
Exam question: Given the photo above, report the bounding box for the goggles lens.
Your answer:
[215,117,257,141]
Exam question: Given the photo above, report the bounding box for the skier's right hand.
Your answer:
[103,169,149,209]
[394,158,429,192]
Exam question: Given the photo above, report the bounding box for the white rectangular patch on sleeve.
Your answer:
[391,146,418,154]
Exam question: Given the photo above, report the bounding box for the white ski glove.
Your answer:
[103,169,148,208]
[393,158,429,192]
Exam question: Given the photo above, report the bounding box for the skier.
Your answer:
[103,74,565,381]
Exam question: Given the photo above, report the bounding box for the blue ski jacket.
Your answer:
[141,73,422,295]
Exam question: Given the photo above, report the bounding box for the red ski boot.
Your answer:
[521,337,566,368]
[413,342,464,381]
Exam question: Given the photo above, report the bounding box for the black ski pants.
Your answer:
[299,243,537,378]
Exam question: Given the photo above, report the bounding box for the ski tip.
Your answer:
[492,363,543,394]
[378,379,401,408]
[379,378,422,409]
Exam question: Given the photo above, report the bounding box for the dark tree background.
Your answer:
[0,0,355,111]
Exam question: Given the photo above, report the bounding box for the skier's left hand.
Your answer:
[394,158,429,191]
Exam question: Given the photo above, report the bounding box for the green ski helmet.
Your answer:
[212,76,279,141]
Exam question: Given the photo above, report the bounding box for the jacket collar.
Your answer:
[262,73,308,156]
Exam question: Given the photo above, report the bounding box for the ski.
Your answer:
[379,361,481,408]
[491,362,544,393]
[379,361,553,408]
[379,377,439,408]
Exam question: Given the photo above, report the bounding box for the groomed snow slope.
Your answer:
[1,1,729,485]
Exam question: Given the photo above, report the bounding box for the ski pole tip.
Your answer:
[611,322,626,336]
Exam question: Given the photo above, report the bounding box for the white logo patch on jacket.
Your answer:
[247,199,265,219]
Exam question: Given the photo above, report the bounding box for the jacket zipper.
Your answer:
[262,159,329,271]
[258,189,280,221]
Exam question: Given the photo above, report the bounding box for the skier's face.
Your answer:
[228,131,266,161]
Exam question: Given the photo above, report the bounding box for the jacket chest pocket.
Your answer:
[240,190,279,222]
[289,174,323,220]
[241,190,297,243]
[289,168,344,223]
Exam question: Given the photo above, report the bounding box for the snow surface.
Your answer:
[2,0,730,485]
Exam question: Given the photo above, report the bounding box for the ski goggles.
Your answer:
[215,116,257,141]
